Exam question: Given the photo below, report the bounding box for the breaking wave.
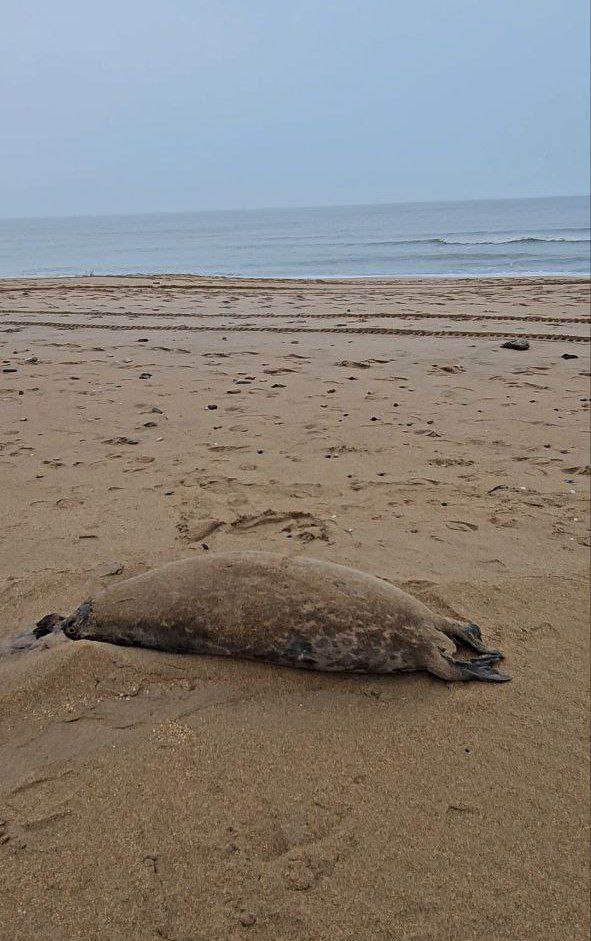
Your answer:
[369,235,591,247]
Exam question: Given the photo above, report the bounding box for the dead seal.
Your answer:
[35,551,510,682]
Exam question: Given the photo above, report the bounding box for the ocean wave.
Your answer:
[455,235,591,245]
[369,235,591,247]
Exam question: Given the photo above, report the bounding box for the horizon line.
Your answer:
[1,192,589,224]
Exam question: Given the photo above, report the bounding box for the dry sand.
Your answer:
[0,275,589,941]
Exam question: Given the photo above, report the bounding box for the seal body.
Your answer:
[60,552,509,682]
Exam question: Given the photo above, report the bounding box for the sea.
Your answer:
[0,195,588,280]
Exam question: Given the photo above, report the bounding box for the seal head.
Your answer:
[61,601,93,640]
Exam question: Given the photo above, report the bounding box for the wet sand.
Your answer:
[0,275,589,940]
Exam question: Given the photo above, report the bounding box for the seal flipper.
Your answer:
[455,656,511,683]
[423,648,511,683]
[438,620,503,659]
[33,613,65,639]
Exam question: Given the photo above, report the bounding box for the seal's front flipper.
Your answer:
[439,620,503,659]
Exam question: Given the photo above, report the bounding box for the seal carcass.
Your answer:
[52,551,510,682]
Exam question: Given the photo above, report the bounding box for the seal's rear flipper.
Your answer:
[424,649,511,683]
[459,655,511,682]
[439,620,503,659]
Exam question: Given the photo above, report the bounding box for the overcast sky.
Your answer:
[1,0,589,218]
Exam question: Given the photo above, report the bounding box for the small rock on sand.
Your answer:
[502,338,530,351]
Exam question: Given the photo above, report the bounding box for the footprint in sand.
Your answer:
[122,456,155,473]
[430,364,465,374]
[445,520,479,532]
[55,497,85,509]
[230,509,331,544]
[176,519,225,543]
[178,508,333,546]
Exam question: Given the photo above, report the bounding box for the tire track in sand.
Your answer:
[0,318,588,343]
[0,308,588,326]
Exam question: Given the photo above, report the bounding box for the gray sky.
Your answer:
[1,0,589,218]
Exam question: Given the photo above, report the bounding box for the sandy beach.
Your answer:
[0,275,589,941]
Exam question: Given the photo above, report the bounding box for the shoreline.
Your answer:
[1,273,590,288]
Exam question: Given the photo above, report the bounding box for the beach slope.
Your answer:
[0,276,589,940]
